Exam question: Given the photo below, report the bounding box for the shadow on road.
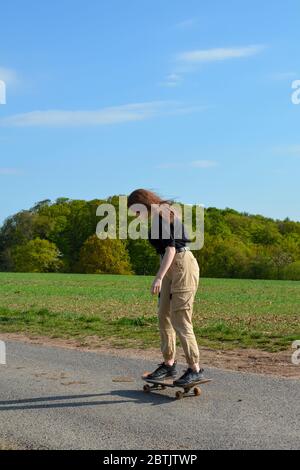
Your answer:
[0,389,177,411]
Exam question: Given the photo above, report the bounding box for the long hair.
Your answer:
[127,189,177,222]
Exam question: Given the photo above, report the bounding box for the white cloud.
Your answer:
[0,101,201,128]
[162,45,265,87]
[176,45,265,64]
[0,67,18,86]
[156,160,217,169]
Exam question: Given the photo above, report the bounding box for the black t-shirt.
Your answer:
[148,215,190,255]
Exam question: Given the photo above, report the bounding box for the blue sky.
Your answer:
[0,0,299,224]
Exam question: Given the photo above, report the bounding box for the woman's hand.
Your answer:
[150,247,175,295]
[151,276,162,295]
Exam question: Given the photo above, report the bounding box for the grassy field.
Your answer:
[0,273,299,352]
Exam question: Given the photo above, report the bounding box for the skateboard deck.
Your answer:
[142,373,212,399]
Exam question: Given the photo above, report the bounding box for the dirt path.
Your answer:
[1,332,299,379]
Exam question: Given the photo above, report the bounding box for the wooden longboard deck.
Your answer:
[142,374,212,389]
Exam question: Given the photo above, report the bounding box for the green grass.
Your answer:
[0,272,299,352]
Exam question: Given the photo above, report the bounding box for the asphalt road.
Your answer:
[0,340,299,450]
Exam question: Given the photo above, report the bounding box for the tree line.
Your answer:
[0,196,299,280]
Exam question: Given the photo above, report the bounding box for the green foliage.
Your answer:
[283,261,300,280]
[251,223,281,245]
[248,248,275,279]
[11,238,63,273]
[196,234,252,278]
[79,234,132,274]
[0,196,300,279]
[126,238,159,275]
[205,208,232,236]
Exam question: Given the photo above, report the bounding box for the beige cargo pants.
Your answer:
[158,250,200,366]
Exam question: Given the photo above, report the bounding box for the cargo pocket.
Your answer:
[171,252,199,292]
[171,290,195,313]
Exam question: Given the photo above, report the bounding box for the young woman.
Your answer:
[127,189,206,386]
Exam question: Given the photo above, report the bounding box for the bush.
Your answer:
[79,235,132,274]
[283,261,300,280]
[11,238,63,273]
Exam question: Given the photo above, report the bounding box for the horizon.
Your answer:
[1,194,299,227]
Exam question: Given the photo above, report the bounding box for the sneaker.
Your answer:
[146,361,177,380]
[173,368,205,386]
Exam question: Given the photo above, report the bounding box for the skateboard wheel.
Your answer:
[193,387,202,396]
[143,384,151,393]
[175,391,183,400]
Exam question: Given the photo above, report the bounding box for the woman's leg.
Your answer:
[170,289,200,370]
[169,251,200,371]
[158,275,176,364]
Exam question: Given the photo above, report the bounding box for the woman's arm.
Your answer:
[151,246,176,295]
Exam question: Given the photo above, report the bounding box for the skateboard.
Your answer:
[142,373,212,400]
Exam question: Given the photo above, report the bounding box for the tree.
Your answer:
[205,208,232,236]
[251,223,281,245]
[269,247,293,279]
[283,261,300,280]
[126,238,159,275]
[196,235,251,278]
[11,238,63,273]
[79,235,132,274]
[0,211,37,270]
[248,248,274,279]
[30,199,51,212]
[1,197,300,279]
